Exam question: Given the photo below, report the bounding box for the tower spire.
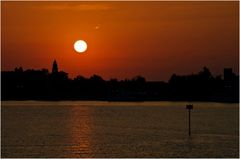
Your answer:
[52,60,58,74]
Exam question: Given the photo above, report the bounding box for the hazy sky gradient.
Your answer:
[2,1,239,81]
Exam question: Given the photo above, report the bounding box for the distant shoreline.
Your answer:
[2,64,239,104]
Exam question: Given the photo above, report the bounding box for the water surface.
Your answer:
[1,101,239,157]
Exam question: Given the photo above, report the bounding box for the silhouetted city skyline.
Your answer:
[2,60,239,102]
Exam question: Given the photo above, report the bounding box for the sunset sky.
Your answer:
[2,1,239,81]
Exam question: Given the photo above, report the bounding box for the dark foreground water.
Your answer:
[1,101,239,158]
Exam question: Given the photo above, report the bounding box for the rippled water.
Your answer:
[1,101,239,158]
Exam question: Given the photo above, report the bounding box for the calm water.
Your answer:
[1,101,239,158]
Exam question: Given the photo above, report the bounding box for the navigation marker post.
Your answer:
[186,104,193,136]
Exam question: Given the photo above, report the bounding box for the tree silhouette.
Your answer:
[1,61,239,102]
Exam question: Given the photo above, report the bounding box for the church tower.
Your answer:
[52,60,58,74]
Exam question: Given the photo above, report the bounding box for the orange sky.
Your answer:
[2,1,239,81]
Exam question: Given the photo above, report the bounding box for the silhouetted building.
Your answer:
[224,68,234,88]
[52,60,58,74]
[224,68,233,81]
[1,61,238,102]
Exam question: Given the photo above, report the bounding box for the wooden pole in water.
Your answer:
[186,104,193,136]
[188,109,191,136]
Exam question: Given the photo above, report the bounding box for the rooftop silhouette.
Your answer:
[1,60,239,102]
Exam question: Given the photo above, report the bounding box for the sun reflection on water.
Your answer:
[66,106,94,158]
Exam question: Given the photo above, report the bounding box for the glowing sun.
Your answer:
[74,40,87,53]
